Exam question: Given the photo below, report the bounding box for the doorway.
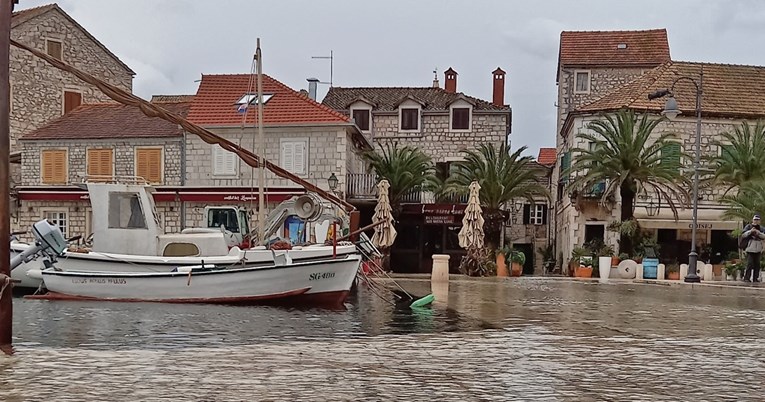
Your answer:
[584,224,605,244]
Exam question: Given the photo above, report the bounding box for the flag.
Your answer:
[237,103,248,113]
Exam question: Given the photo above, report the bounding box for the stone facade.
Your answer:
[11,7,134,150]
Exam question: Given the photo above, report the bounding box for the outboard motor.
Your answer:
[10,219,68,271]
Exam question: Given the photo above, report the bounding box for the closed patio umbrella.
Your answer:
[458,181,484,249]
[372,179,397,248]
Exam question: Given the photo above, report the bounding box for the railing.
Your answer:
[582,182,605,198]
[346,173,377,199]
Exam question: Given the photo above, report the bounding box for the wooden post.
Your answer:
[332,221,337,259]
[0,0,16,355]
[349,210,360,242]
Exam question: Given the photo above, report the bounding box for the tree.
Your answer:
[720,180,765,223]
[707,120,765,193]
[448,143,549,250]
[566,109,691,254]
[362,142,435,218]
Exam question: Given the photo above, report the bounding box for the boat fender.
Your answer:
[27,269,43,280]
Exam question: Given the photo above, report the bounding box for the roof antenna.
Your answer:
[311,50,333,87]
[432,67,439,88]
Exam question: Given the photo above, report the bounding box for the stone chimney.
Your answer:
[432,69,440,88]
[492,67,506,107]
[307,77,319,100]
[444,67,457,93]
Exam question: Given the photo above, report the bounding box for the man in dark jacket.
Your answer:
[742,214,765,282]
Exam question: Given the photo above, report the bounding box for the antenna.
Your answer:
[311,50,333,86]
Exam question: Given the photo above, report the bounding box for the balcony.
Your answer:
[347,173,469,205]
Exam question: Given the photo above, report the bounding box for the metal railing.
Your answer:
[346,173,377,199]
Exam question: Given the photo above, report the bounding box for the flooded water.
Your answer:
[2,278,765,401]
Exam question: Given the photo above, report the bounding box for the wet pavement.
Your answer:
[2,277,765,401]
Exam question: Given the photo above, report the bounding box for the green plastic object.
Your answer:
[410,293,435,308]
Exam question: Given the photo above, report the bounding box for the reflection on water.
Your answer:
[2,278,765,400]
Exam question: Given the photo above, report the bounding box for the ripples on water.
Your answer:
[2,278,765,401]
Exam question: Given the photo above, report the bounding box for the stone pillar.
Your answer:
[657,264,666,281]
[680,264,689,279]
[432,254,450,283]
[703,264,714,281]
[636,264,644,280]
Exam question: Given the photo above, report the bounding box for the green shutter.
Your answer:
[661,143,681,166]
[720,144,734,159]
[560,151,571,183]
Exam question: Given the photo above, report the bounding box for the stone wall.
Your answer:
[183,125,364,196]
[11,8,133,151]
[369,112,508,162]
[20,138,183,186]
[15,200,89,243]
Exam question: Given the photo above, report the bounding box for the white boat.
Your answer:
[12,179,359,290]
[31,254,361,306]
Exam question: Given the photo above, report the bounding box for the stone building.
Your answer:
[551,29,672,272]
[556,61,764,269]
[10,3,134,161]
[16,97,190,240]
[321,68,516,273]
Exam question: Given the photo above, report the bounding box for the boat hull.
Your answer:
[34,255,361,307]
[11,243,358,289]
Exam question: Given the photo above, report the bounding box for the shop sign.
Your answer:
[425,215,454,224]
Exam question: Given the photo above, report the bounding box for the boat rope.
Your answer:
[0,274,10,300]
[355,245,413,300]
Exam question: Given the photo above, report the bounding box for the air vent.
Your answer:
[617,43,628,49]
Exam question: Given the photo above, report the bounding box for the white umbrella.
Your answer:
[458,181,485,249]
[372,179,397,248]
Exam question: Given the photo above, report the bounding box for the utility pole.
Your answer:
[256,39,265,244]
[0,0,17,355]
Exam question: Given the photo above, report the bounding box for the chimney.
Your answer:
[492,67,506,107]
[432,69,440,88]
[307,77,319,100]
[444,67,457,93]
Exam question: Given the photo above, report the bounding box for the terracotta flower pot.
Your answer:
[496,254,509,277]
[667,271,680,280]
[511,262,523,277]
[611,256,620,268]
[575,266,593,278]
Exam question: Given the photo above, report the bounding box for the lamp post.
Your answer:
[327,172,339,194]
[645,200,659,217]
[648,68,704,283]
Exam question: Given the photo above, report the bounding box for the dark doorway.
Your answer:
[657,229,678,263]
[515,243,534,275]
[711,230,737,264]
[584,224,605,244]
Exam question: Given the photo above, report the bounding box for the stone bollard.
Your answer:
[703,264,714,281]
[657,264,666,281]
[636,264,644,280]
[680,264,689,279]
[432,254,450,283]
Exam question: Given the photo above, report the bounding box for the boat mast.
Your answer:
[256,39,265,245]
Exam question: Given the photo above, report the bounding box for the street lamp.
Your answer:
[327,173,339,193]
[648,69,704,283]
[645,200,659,217]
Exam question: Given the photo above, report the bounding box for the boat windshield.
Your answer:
[239,209,250,234]
[208,208,240,233]
[108,192,147,229]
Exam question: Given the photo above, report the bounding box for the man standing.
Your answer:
[742,214,765,282]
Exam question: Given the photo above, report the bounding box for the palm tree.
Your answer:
[720,180,765,222]
[707,120,765,193]
[448,143,549,250]
[362,142,435,218]
[566,109,691,254]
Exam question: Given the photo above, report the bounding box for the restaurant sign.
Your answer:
[425,215,455,224]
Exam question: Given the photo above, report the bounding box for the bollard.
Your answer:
[598,257,611,280]
[703,264,714,281]
[680,264,689,279]
[657,264,666,281]
[432,254,450,283]
[636,264,644,280]
[431,281,449,306]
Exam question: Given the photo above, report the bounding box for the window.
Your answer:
[41,149,68,184]
[213,144,237,176]
[574,71,590,93]
[523,204,547,225]
[108,192,147,229]
[400,108,419,131]
[87,148,114,181]
[559,151,570,183]
[45,210,68,237]
[352,109,370,131]
[451,107,470,130]
[46,39,62,60]
[63,90,82,115]
[235,93,274,105]
[135,147,163,184]
[661,142,681,166]
[280,139,308,175]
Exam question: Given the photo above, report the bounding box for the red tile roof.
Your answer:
[322,87,508,111]
[558,29,671,71]
[186,74,351,126]
[537,148,556,166]
[21,100,191,140]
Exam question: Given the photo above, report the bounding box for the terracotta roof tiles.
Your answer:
[537,148,556,166]
[559,29,671,70]
[321,87,508,112]
[186,74,351,126]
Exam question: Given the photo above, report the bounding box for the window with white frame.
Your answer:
[400,108,420,131]
[212,144,237,176]
[351,109,371,131]
[280,138,308,175]
[574,70,590,94]
[450,107,471,131]
[45,210,68,237]
[523,204,547,225]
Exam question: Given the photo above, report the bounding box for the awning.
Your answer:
[636,219,739,231]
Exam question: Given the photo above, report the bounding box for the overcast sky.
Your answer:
[19,0,765,157]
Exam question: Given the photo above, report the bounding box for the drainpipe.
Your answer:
[180,131,187,229]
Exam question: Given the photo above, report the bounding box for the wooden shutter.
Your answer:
[87,149,113,181]
[293,141,306,175]
[452,108,469,130]
[541,205,548,225]
[41,150,67,184]
[523,204,531,225]
[661,143,681,166]
[213,145,235,175]
[64,91,82,114]
[352,109,370,131]
[721,144,734,159]
[136,148,162,183]
[560,152,570,183]
[281,142,295,173]
[46,40,62,60]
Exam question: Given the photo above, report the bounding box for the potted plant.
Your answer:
[538,244,555,274]
[727,251,741,264]
[576,255,594,278]
[570,246,589,276]
[508,249,525,277]
[724,262,741,281]
[665,263,680,280]
[495,245,510,277]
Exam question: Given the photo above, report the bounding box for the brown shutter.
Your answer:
[64,91,82,115]
[41,150,67,184]
[87,149,113,181]
[46,40,62,60]
[136,148,162,184]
